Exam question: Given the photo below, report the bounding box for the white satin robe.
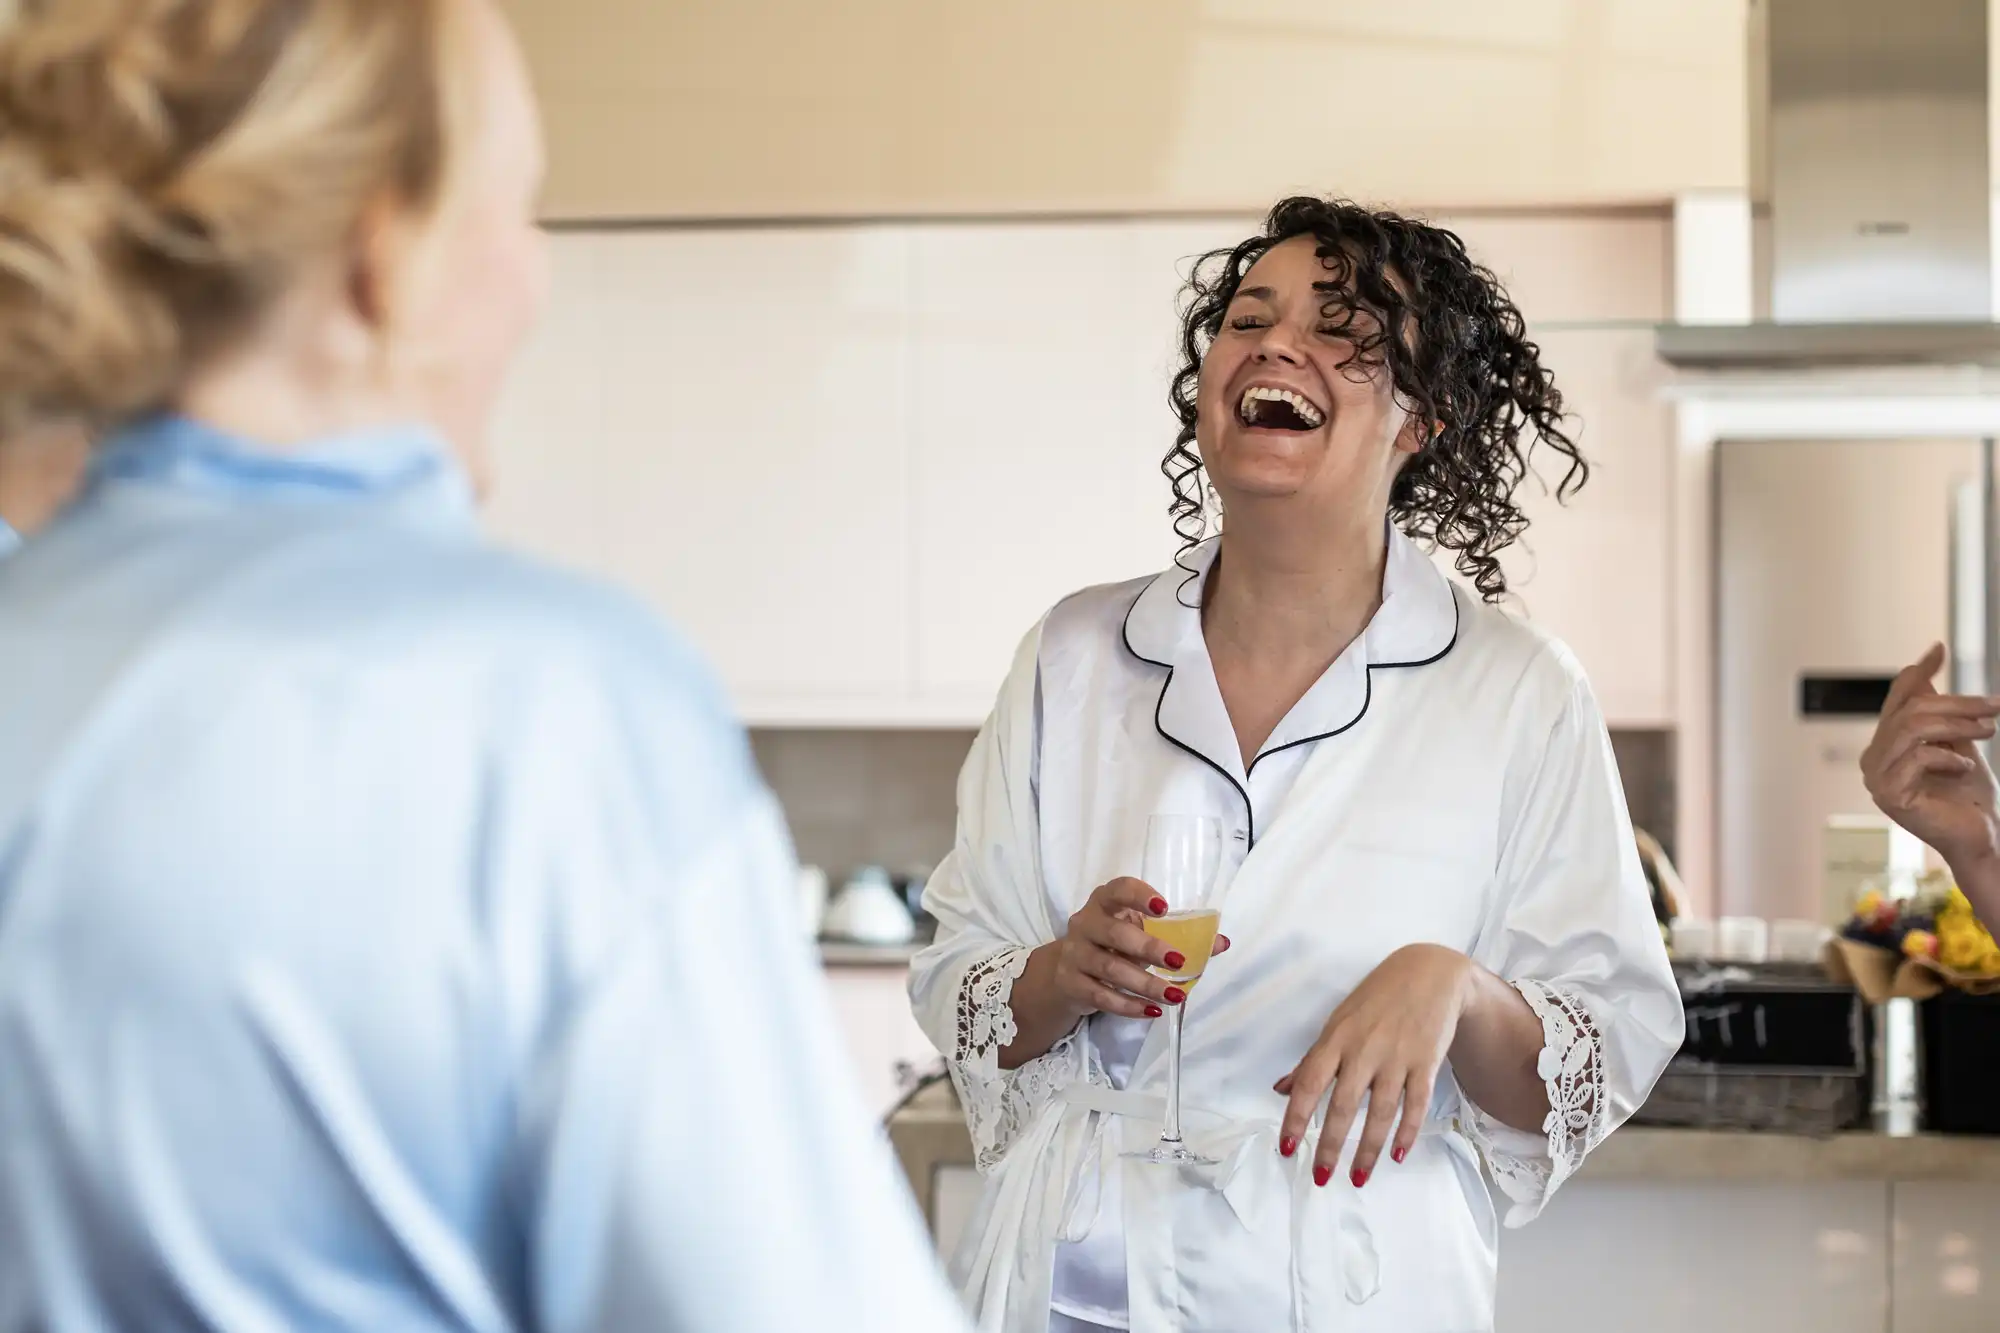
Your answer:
[908,531,1683,1333]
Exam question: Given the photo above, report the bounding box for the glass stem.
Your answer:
[1163,1001,1186,1145]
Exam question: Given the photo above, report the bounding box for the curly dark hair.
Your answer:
[1164,196,1585,602]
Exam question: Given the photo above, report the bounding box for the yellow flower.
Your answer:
[1937,913,2000,975]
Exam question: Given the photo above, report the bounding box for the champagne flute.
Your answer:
[1125,813,1224,1166]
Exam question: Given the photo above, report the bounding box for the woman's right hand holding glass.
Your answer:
[999,879,1231,1069]
[1048,878,1192,1021]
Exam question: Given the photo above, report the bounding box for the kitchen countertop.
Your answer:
[817,923,935,967]
[884,1080,2000,1227]
[818,938,928,967]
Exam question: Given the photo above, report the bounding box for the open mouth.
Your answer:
[1237,385,1326,432]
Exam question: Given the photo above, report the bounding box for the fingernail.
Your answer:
[1145,1004,1163,1018]
[1280,1136,1297,1157]
[1313,1164,1331,1187]
[1149,897,1168,915]
[1216,934,1230,950]
[1392,1146,1407,1165]
[1163,951,1185,969]
[1164,986,1186,1005]
[1351,1168,1370,1188]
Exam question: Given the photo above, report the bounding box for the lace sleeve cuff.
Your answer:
[1463,980,1607,1227]
[953,946,1032,1081]
[945,945,1090,1173]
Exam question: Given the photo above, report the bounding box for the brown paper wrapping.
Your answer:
[1822,936,2000,1002]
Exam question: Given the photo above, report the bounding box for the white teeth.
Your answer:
[1237,385,1325,428]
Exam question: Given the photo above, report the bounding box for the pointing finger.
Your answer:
[1882,644,1947,716]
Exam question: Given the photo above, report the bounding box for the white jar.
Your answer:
[1717,916,1772,963]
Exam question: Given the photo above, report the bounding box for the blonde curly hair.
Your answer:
[0,0,478,432]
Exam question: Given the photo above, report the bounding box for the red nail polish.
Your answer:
[1280,1136,1297,1157]
[1392,1146,1407,1165]
[1149,897,1168,915]
[1163,986,1186,1005]
[1351,1168,1370,1188]
[1163,951,1185,969]
[1313,1164,1331,1187]
[1145,1004,1163,1018]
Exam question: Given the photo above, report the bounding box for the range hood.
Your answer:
[1658,0,2000,369]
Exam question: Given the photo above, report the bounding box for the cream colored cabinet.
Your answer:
[1454,213,1678,727]
[1890,1181,1998,1333]
[490,227,918,723]
[1494,326,1675,726]
[485,233,611,577]
[823,966,940,1117]
[906,222,1241,710]
[505,0,1745,221]
[492,218,1677,729]
[1497,1182,1892,1333]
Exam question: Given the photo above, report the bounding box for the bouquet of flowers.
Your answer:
[1825,870,2000,1001]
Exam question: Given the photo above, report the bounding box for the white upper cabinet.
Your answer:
[909,224,1187,709]
[486,233,610,577]
[1453,213,1677,727]
[489,216,1677,729]
[492,228,917,722]
[1496,326,1675,726]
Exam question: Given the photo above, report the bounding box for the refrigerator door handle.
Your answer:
[1949,449,1991,701]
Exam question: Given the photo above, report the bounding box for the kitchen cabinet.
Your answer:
[1494,327,1675,726]
[1495,1181,1892,1333]
[1891,1182,1995,1333]
[485,233,609,582]
[823,965,940,1116]
[907,221,1247,709]
[504,0,1744,222]
[595,228,915,715]
[492,216,1677,728]
[1451,211,1677,727]
[904,1096,2000,1333]
[490,227,918,721]
[907,224,1160,709]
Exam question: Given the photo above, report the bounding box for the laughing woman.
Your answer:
[909,198,1683,1333]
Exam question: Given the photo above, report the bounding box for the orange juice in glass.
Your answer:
[1143,908,1222,992]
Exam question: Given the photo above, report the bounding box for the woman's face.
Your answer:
[1194,234,1422,524]
[393,0,549,493]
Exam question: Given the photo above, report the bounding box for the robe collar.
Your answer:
[88,414,473,525]
[1121,525,1461,805]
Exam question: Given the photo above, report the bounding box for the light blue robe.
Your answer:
[0,416,963,1332]
[0,516,18,558]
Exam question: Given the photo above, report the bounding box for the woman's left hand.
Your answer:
[1274,944,1476,1188]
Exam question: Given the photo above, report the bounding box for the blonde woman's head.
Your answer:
[0,0,548,486]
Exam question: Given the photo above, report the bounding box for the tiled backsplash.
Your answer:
[1609,727,1676,862]
[752,725,1679,882]
[750,729,974,881]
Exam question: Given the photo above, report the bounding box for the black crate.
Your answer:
[1633,962,1872,1134]
[1919,989,2000,1135]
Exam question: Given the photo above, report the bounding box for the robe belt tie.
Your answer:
[1054,1082,1457,1326]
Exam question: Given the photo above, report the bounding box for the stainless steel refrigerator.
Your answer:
[1716,436,1998,921]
